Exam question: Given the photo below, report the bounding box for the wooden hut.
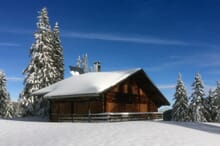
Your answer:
[34,68,170,121]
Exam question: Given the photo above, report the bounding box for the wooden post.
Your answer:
[71,101,74,122]
[102,94,106,113]
[138,88,140,112]
[88,98,91,122]
[49,100,52,121]
[57,101,60,122]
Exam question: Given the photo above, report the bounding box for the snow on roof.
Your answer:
[33,68,142,99]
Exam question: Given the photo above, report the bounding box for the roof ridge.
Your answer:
[83,68,142,74]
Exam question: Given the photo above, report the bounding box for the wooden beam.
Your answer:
[102,94,106,113]
[88,98,91,122]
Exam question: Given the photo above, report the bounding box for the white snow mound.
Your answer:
[0,119,219,146]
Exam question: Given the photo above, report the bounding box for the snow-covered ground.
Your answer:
[0,119,219,146]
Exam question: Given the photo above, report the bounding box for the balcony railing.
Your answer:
[50,112,163,122]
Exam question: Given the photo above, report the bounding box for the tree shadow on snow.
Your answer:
[160,121,220,135]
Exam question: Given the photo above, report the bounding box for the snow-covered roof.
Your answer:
[33,68,142,99]
[33,68,170,106]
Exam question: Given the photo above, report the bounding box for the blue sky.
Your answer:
[0,0,220,107]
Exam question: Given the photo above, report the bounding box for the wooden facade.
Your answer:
[105,76,157,113]
[49,70,169,121]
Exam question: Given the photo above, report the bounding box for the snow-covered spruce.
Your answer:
[213,81,220,122]
[172,73,189,121]
[20,7,61,117]
[52,22,64,81]
[0,70,14,118]
[76,54,89,73]
[207,89,217,122]
[202,88,213,122]
[189,73,208,122]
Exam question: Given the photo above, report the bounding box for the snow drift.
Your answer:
[0,119,219,146]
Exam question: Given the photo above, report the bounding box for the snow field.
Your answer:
[0,119,219,146]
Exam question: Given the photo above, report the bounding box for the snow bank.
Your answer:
[0,119,219,146]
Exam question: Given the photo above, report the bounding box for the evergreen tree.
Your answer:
[4,101,15,118]
[76,54,89,73]
[172,73,189,121]
[20,7,58,116]
[0,70,14,118]
[214,81,220,121]
[202,94,212,122]
[207,89,217,121]
[52,22,64,81]
[189,73,207,122]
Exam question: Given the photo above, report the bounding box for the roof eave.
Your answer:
[45,93,100,99]
[138,69,170,106]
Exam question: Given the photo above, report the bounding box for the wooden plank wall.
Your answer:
[105,77,157,113]
[50,99,103,121]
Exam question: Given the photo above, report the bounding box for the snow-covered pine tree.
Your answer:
[4,101,15,119]
[189,73,207,122]
[82,54,89,72]
[203,92,212,122]
[20,7,58,116]
[52,22,64,81]
[76,56,82,68]
[172,73,189,121]
[207,89,217,121]
[76,54,89,73]
[0,70,14,118]
[214,81,220,122]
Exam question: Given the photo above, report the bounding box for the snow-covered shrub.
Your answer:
[163,109,172,121]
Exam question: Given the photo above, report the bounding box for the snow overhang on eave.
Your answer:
[45,93,101,100]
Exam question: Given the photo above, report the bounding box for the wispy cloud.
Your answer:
[147,60,185,72]
[181,53,220,68]
[147,52,220,72]
[0,28,32,35]
[62,31,195,46]
[7,77,23,82]
[158,84,176,89]
[198,54,220,67]
[207,70,220,75]
[0,42,20,47]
